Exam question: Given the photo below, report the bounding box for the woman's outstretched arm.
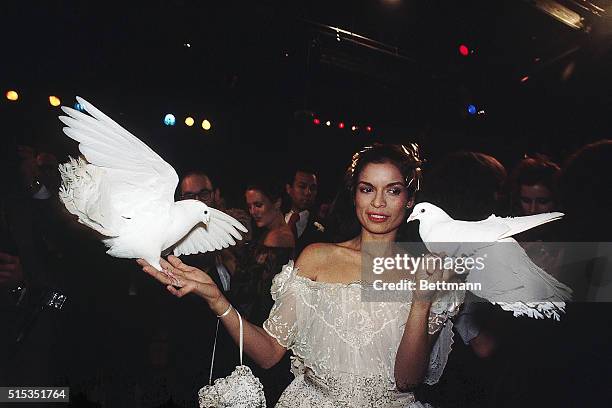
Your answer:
[138,255,287,369]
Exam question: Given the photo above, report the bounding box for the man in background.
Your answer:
[284,167,327,256]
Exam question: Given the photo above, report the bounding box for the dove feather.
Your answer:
[58,97,248,269]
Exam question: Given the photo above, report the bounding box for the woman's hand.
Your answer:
[137,255,226,312]
[412,253,448,303]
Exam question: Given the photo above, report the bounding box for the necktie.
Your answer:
[288,212,300,239]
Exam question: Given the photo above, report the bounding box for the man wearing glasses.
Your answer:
[179,171,219,208]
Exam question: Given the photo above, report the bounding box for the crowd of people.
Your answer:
[1,137,611,407]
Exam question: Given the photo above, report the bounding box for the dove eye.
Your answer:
[420,208,425,213]
[204,210,208,214]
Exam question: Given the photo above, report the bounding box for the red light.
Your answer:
[366,126,373,132]
[313,118,321,125]
[520,75,529,83]
[338,122,345,129]
[459,44,469,56]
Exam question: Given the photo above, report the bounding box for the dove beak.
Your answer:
[407,213,416,223]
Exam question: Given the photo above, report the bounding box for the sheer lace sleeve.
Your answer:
[424,288,465,385]
[427,287,465,335]
[262,261,300,348]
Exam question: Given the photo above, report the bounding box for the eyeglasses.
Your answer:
[179,188,213,201]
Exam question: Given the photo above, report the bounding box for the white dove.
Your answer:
[408,202,572,320]
[57,96,248,277]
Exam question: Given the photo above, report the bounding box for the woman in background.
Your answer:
[233,181,295,325]
[233,181,296,405]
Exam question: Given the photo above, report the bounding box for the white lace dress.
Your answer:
[263,261,464,408]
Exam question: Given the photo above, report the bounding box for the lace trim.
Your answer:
[263,322,293,350]
[295,274,364,287]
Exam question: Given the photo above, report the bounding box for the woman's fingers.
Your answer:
[159,257,170,269]
[139,257,218,300]
[166,284,191,297]
[138,259,174,286]
[167,255,197,272]
[145,267,173,286]
[166,280,216,299]
[137,258,153,268]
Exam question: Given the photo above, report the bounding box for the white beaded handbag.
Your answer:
[198,307,266,408]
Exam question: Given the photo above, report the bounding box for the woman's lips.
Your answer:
[367,212,390,223]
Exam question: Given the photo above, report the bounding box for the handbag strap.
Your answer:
[208,307,243,385]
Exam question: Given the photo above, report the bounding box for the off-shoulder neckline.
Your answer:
[294,273,364,288]
[285,261,364,287]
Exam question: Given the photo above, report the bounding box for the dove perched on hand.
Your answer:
[57,97,248,278]
[408,202,572,320]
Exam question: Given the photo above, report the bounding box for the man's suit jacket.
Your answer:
[294,213,329,257]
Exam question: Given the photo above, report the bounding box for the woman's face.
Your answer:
[245,189,279,229]
[519,183,555,215]
[354,162,413,236]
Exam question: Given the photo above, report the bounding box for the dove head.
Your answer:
[407,202,452,227]
[176,199,212,225]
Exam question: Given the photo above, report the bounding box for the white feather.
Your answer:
[409,202,572,320]
[58,97,248,270]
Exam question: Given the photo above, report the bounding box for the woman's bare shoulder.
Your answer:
[263,226,295,248]
[295,242,357,281]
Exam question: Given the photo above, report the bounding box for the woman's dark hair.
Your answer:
[509,154,560,214]
[245,180,283,204]
[511,155,560,189]
[419,151,507,221]
[326,143,423,242]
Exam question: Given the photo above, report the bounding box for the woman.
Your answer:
[233,182,295,325]
[509,154,560,217]
[139,144,462,407]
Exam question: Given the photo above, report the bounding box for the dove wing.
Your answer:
[430,212,564,243]
[60,96,179,200]
[58,97,179,234]
[173,208,248,256]
[486,212,564,240]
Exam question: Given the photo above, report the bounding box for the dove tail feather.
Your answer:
[498,212,565,240]
[103,237,132,257]
[493,301,567,321]
[59,156,117,237]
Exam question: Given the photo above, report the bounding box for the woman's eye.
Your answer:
[387,188,402,195]
[359,186,373,193]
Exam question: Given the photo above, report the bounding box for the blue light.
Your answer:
[467,104,477,115]
[74,102,85,112]
[164,114,176,126]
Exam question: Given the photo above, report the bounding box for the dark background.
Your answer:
[2,2,612,406]
[2,0,612,203]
